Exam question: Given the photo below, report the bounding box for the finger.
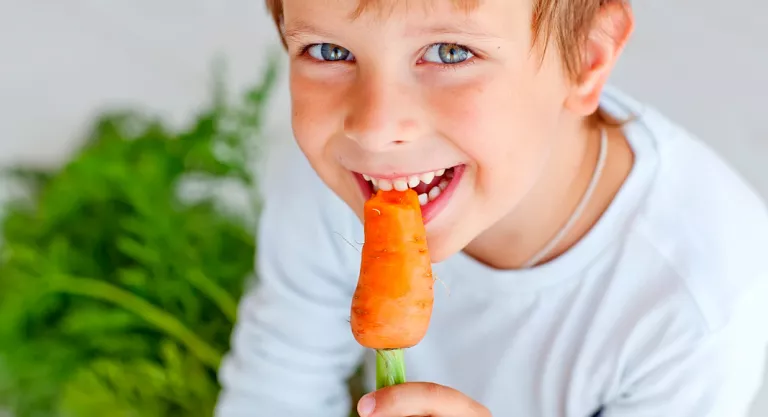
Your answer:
[357,382,491,417]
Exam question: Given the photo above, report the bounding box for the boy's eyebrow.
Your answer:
[406,22,497,39]
[283,20,335,44]
[282,19,497,44]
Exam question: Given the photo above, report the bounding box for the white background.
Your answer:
[1,1,766,415]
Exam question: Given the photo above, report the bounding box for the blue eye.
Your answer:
[307,43,355,62]
[423,43,473,64]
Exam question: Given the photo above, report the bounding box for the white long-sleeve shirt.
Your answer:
[214,86,768,417]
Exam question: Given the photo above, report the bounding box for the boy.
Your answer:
[216,0,768,416]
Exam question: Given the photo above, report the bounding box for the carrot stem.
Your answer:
[375,348,407,389]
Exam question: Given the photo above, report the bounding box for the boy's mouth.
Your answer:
[354,165,464,223]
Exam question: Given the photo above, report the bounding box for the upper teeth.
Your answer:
[364,168,451,205]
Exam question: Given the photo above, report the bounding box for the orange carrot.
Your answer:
[350,188,434,388]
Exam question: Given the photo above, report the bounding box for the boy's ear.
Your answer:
[565,2,634,115]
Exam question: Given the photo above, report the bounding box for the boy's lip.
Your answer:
[352,165,465,225]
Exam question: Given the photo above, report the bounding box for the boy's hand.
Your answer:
[356,382,492,417]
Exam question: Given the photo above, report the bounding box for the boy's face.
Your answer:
[282,0,577,262]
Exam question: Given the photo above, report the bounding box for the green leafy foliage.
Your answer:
[0,59,278,417]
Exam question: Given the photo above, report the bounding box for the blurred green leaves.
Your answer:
[0,58,278,417]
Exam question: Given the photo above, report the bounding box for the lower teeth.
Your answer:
[426,186,441,203]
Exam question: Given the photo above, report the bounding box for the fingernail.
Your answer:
[357,393,376,416]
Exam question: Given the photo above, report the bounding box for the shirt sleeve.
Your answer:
[601,274,768,417]
[214,148,365,417]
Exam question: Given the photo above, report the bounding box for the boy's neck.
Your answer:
[463,117,634,270]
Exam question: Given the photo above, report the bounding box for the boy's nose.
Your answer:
[343,74,422,151]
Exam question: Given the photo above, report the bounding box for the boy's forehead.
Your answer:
[283,0,480,22]
[350,0,479,18]
[282,0,524,41]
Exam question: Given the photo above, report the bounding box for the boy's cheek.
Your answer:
[426,82,540,161]
[291,79,337,116]
[287,79,362,210]
[290,81,344,147]
[425,74,531,128]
